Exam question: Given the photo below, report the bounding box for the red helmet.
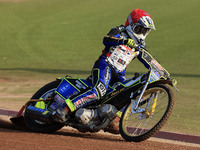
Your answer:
[125,9,155,41]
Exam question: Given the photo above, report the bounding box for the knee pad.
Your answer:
[96,81,107,98]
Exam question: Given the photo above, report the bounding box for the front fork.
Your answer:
[131,80,149,114]
[130,83,158,116]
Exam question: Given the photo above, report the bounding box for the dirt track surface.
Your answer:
[0,79,199,150]
[0,118,199,150]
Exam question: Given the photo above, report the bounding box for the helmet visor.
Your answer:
[133,25,151,36]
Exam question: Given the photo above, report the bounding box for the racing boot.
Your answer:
[103,117,120,134]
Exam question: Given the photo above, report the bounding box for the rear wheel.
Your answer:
[119,84,175,142]
[24,80,64,133]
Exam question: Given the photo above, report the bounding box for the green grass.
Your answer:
[0,0,199,135]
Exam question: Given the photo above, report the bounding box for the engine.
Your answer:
[75,104,117,131]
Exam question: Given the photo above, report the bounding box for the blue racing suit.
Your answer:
[68,25,143,111]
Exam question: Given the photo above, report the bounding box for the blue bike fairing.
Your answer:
[137,49,170,79]
[56,78,92,100]
[56,58,127,110]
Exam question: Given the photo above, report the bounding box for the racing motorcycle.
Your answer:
[10,46,178,142]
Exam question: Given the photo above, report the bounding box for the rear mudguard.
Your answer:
[149,79,173,87]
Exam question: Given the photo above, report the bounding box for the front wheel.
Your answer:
[119,84,175,142]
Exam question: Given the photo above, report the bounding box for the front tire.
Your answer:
[119,84,175,142]
[24,80,64,133]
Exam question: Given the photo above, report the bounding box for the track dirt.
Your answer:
[0,79,200,150]
[0,116,200,150]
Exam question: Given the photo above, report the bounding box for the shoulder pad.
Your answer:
[107,25,125,36]
[117,25,126,32]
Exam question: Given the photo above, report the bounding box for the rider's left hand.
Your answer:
[124,39,136,48]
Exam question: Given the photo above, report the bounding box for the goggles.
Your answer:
[133,25,151,36]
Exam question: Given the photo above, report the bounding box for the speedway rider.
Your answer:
[51,9,156,133]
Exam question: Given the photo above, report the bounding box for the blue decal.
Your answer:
[150,69,160,82]
[27,106,45,113]
[50,102,58,110]
[58,84,70,93]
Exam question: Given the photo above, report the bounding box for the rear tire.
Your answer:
[119,84,175,142]
[24,80,64,133]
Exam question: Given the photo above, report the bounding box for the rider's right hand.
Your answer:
[135,44,145,51]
